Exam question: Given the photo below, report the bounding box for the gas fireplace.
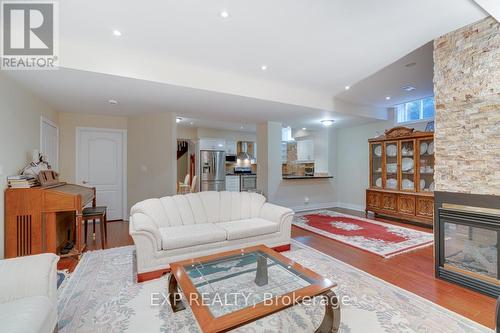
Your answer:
[435,192,500,297]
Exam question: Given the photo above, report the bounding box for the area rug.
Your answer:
[57,241,492,333]
[293,210,434,258]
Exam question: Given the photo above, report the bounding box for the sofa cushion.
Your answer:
[159,223,227,250]
[131,198,169,228]
[198,191,221,223]
[0,296,55,333]
[217,218,279,241]
[159,197,183,227]
[185,193,208,224]
[172,195,196,225]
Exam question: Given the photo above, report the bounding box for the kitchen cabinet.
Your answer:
[281,142,288,163]
[226,140,237,155]
[297,139,314,161]
[225,175,240,192]
[199,138,225,151]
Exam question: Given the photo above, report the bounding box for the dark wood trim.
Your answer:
[137,268,171,283]
[271,244,291,252]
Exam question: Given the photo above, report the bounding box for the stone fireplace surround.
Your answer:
[433,16,499,296]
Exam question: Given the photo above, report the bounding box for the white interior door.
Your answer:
[77,128,126,220]
[40,117,59,171]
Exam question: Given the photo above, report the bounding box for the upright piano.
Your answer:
[4,184,95,258]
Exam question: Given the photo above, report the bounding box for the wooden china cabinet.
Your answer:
[365,126,435,227]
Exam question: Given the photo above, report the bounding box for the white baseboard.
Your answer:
[290,202,338,212]
[335,202,365,212]
[289,201,365,213]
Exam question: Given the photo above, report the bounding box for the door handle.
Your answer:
[82,180,88,184]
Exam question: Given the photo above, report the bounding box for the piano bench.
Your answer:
[83,206,107,249]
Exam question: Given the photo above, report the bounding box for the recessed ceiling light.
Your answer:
[321,119,335,127]
[219,10,229,18]
[385,96,391,100]
[402,85,416,92]
[344,86,350,90]
[190,121,194,125]
[176,117,182,123]
[112,30,122,37]
[302,127,307,130]
[108,99,118,104]
[260,65,268,71]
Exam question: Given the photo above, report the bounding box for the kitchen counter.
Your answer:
[226,173,257,176]
[282,175,333,180]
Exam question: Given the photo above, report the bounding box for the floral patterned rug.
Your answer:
[293,210,434,258]
[57,241,492,333]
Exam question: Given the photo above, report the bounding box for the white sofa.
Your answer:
[129,191,294,281]
[0,253,59,333]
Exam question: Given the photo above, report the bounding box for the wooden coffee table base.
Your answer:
[168,274,185,312]
[315,290,341,333]
[168,272,340,332]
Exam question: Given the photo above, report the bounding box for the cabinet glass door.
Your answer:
[400,139,415,191]
[417,138,435,192]
[384,141,398,190]
[370,143,383,188]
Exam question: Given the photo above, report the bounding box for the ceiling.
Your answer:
[3,1,489,131]
[336,42,434,108]
[56,0,485,110]
[5,68,376,130]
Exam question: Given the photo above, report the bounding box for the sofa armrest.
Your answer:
[259,203,294,230]
[0,253,59,305]
[130,213,162,251]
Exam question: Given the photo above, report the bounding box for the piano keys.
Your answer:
[4,183,95,258]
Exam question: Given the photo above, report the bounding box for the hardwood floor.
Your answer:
[69,210,495,329]
[295,208,495,329]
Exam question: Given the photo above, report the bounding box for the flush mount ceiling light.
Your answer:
[176,117,182,123]
[321,119,335,127]
[112,30,122,37]
[385,96,391,100]
[260,65,268,71]
[402,85,416,92]
[344,86,350,90]
[219,10,229,18]
[108,99,118,104]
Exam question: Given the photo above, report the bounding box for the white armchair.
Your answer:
[0,253,59,333]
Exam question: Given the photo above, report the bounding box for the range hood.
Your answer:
[237,141,254,161]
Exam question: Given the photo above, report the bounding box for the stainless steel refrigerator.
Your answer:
[200,150,226,191]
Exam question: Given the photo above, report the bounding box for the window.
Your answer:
[395,97,435,124]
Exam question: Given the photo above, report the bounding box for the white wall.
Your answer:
[275,128,336,210]
[0,73,58,259]
[335,120,427,211]
[128,113,177,210]
[256,122,282,201]
[195,127,256,142]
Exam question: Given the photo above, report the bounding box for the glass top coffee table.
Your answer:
[168,245,340,333]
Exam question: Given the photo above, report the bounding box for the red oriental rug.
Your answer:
[293,210,433,258]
